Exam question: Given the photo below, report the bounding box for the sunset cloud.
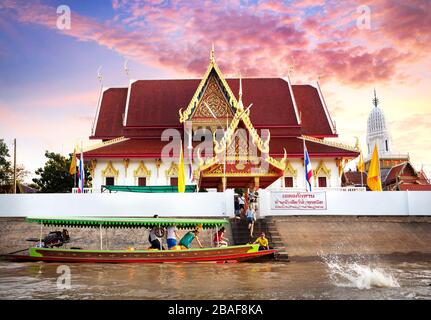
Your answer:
[1,0,428,85]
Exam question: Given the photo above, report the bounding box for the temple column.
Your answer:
[254,177,260,191]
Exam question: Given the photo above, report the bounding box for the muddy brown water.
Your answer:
[0,255,430,300]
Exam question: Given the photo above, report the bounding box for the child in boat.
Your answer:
[179,227,204,249]
[213,226,229,247]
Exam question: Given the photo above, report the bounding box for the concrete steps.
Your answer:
[230,218,289,261]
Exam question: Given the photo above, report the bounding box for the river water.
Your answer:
[0,255,430,300]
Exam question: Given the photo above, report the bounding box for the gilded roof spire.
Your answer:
[239,73,243,101]
[210,43,215,63]
[237,73,244,110]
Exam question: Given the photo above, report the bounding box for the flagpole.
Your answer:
[303,138,307,192]
[80,140,84,192]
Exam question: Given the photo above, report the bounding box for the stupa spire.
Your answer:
[373,88,379,108]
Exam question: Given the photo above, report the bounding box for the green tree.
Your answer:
[0,139,11,185]
[32,151,91,193]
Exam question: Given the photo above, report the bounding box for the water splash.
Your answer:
[320,253,400,290]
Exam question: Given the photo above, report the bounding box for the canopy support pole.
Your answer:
[39,224,43,245]
[99,224,103,250]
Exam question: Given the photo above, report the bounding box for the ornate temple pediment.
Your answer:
[179,46,238,125]
[134,161,151,177]
[165,162,179,178]
[313,160,331,178]
[101,161,119,177]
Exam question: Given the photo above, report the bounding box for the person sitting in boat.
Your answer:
[148,226,165,250]
[253,232,272,251]
[179,227,203,249]
[166,224,180,250]
[213,226,229,247]
[43,229,70,248]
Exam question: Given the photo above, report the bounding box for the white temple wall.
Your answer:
[91,157,342,190]
[268,158,341,189]
[91,158,196,190]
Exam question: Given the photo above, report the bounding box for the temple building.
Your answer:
[82,48,359,192]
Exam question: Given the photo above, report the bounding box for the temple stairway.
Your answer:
[230,217,289,260]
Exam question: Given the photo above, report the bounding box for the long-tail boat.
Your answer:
[4,217,278,263]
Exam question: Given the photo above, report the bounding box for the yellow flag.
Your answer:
[69,148,77,175]
[367,144,382,191]
[357,151,365,173]
[177,142,186,193]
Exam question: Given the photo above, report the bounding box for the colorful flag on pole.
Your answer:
[367,144,382,191]
[178,141,186,193]
[69,148,77,175]
[304,140,313,192]
[357,150,365,173]
[78,144,85,193]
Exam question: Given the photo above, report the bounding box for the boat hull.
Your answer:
[3,245,278,263]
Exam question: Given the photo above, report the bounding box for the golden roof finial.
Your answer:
[237,73,244,110]
[239,73,243,100]
[210,43,215,63]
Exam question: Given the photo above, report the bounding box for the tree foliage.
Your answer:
[0,139,11,185]
[32,151,91,193]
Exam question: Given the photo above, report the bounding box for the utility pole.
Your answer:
[13,138,16,194]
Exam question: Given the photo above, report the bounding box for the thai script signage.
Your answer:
[271,191,327,210]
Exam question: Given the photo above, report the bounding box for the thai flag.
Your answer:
[304,141,313,192]
[77,149,85,193]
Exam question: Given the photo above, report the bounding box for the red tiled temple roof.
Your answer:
[93,88,128,139]
[398,184,431,191]
[292,85,334,136]
[384,162,409,184]
[92,78,335,139]
[343,171,368,185]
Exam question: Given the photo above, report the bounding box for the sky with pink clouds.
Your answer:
[0,0,430,182]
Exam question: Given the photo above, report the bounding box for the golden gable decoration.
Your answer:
[134,161,151,178]
[313,161,331,178]
[165,162,179,178]
[179,45,238,124]
[101,161,119,177]
[284,160,297,177]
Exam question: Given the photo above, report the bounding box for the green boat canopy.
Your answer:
[26,217,229,229]
[101,185,197,193]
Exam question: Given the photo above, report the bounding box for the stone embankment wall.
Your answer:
[2,216,430,258]
[0,218,233,254]
[268,216,431,258]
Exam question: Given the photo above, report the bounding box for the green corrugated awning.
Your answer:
[102,185,197,193]
[26,217,228,229]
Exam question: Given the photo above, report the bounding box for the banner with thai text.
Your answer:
[271,191,327,210]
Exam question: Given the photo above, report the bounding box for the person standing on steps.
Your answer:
[246,202,256,239]
[234,195,241,220]
[238,193,245,218]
